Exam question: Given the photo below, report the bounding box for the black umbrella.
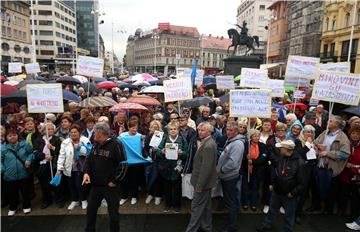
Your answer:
[182,96,213,108]
[118,83,138,90]
[150,79,164,86]
[17,80,45,90]
[81,82,100,93]
[56,76,81,85]
[220,94,229,105]
[343,104,360,116]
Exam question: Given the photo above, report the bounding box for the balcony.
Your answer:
[320,51,338,62]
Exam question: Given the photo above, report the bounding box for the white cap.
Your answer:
[275,140,295,150]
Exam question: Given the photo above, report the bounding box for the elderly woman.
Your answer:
[57,124,91,210]
[1,129,33,216]
[156,121,188,213]
[56,115,73,142]
[285,113,298,130]
[285,121,303,142]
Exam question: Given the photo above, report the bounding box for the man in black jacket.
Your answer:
[83,123,127,232]
[257,140,304,232]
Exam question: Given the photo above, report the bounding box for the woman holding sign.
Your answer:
[156,121,188,213]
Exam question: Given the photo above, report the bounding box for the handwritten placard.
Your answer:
[216,75,235,89]
[77,56,104,78]
[309,98,319,106]
[26,84,64,113]
[267,79,284,97]
[240,68,268,88]
[177,68,204,86]
[319,62,350,73]
[8,62,23,73]
[229,89,272,118]
[293,91,305,99]
[285,55,319,87]
[164,78,193,102]
[25,63,41,74]
[312,70,360,106]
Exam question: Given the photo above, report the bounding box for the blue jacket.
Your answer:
[1,140,33,181]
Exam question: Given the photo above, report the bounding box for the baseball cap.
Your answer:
[275,140,296,150]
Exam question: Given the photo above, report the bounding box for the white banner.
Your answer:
[216,75,235,89]
[240,68,268,88]
[27,84,64,113]
[309,98,319,106]
[312,70,360,106]
[285,55,319,87]
[293,91,305,99]
[25,63,41,74]
[319,62,350,73]
[77,56,104,78]
[229,89,272,118]
[8,62,23,73]
[267,79,284,97]
[177,68,204,86]
[164,78,193,102]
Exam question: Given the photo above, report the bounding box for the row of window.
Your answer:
[1,42,30,54]
[30,29,76,43]
[2,26,28,41]
[1,13,27,27]
[3,1,28,15]
[54,1,75,18]
[323,39,358,57]
[325,10,360,31]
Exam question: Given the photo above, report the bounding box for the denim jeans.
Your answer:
[221,176,240,232]
[315,167,332,201]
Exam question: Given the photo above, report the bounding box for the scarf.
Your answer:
[26,133,33,148]
[249,143,259,175]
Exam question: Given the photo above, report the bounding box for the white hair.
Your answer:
[285,113,297,122]
[197,122,214,133]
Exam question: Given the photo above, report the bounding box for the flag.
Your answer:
[118,135,152,165]
[191,59,198,87]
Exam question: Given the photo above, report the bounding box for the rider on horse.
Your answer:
[236,21,249,41]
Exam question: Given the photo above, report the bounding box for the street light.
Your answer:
[91,6,105,58]
[151,32,160,74]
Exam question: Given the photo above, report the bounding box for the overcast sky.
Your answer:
[98,0,239,61]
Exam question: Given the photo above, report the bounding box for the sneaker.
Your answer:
[145,195,153,204]
[67,201,79,210]
[131,198,137,205]
[119,199,127,206]
[101,199,108,207]
[154,197,161,205]
[163,206,171,212]
[346,222,360,231]
[8,210,16,216]
[280,206,285,214]
[23,208,31,214]
[81,200,88,210]
[263,205,269,214]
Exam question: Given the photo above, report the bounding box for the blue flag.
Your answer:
[191,59,198,87]
[118,135,152,165]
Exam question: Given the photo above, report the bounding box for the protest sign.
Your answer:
[25,63,41,74]
[229,89,272,118]
[293,91,305,99]
[8,62,23,73]
[149,131,164,148]
[309,98,319,106]
[285,55,319,87]
[77,56,104,78]
[312,70,360,106]
[319,62,350,73]
[240,68,268,88]
[177,68,204,86]
[27,84,64,113]
[164,78,193,102]
[267,79,284,97]
[216,75,235,89]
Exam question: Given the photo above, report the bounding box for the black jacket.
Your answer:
[271,151,304,196]
[84,138,127,186]
[34,135,62,167]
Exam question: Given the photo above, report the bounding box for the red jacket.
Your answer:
[339,141,360,183]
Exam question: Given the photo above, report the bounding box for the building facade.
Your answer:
[320,1,360,73]
[32,0,77,72]
[1,0,32,74]
[236,0,272,56]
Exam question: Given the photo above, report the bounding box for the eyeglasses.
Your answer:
[169,128,177,131]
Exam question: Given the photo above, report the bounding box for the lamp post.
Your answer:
[91,6,105,58]
[72,0,77,74]
[30,0,37,63]
[151,32,160,74]
[199,34,204,70]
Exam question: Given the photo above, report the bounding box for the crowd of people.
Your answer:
[1,83,360,232]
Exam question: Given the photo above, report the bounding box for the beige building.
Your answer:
[32,0,77,72]
[1,0,32,74]
[236,0,272,55]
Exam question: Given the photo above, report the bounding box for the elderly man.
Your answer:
[315,115,350,215]
[83,123,127,232]
[196,106,211,126]
[178,114,197,144]
[185,122,217,232]
[315,104,328,130]
[216,121,246,232]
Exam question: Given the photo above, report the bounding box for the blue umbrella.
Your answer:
[63,90,80,102]
[118,83,138,90]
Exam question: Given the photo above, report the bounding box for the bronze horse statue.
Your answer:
[227,28,260,55]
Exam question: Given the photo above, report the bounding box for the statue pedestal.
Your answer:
[223,55,263,76]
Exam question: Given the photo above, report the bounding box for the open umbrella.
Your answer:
[63,90,80,102]
[284,103,308,111]
[18,80,45,90]
[118,83,138,90]
[139,85,164,94]
[220,94,229,105]
[133,80,151,86]
[7,76,24,83]
[93,77,107,83]
[343,104,360,116]
[203,76,216,86]
[78,96,117,108]
[150,79,164,85]
[0,75,7,82]
[0,84,18,97]
[96,81,118,89]
[56,76,81,85]
[131,73,158,82]
[72,75,88,84]
[182,96,213,108]
[109,103,148,113]
[3,80,20,86]
[126,95,161,106]
[81,82,99,93]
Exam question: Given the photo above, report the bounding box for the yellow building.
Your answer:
[320,1,360,73]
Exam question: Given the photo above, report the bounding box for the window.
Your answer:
[345,13,350,27]
[1,26,5,36]
[38,1,52,5]
[325,17,329,31]
[40,50,54,55]
[56,41,61,46]
[38,10,52,16]
[1,43,10,51]
[39,30,53,36]
[332,19,336,31]
[330,43,335,56]
[323,44,328,56]
[39,20,53,26]
[260,5,265,10]
[14,45,21,53]
[22,32,26,40]
[14,29,17,38]
[40,40,54,46]
[23,47,30,54]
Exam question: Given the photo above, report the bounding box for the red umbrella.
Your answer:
[0,84,18,97]
[96,81,118,89]
[126,95,161,106]
[0,75,7,81]
[109,103,149,113]
[284,103,308,111]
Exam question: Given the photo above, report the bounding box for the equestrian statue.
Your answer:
[227,21,260,55]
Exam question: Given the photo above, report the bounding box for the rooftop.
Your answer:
[157,23,200,37]
[202,35,232,50]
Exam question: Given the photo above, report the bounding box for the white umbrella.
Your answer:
[4,80,20,86]
[133,80,151,86]
[140,85,164,94]
[72,75,88,84]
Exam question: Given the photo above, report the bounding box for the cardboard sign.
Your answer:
[312,70,360,106]
[25,63,41,74]
[293,91,305,99]
[77,56,104,78]
[27,84,64,113]
[216,75,235,89]
[229,89,272,118]
[8,62,23,73]
[285,55,319,87]
[177,68,204,86]
[164,78,193,102]
[309,98,319,106]
[319,62,350,73]
[240,68,268,88]
[267,79,284,97]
